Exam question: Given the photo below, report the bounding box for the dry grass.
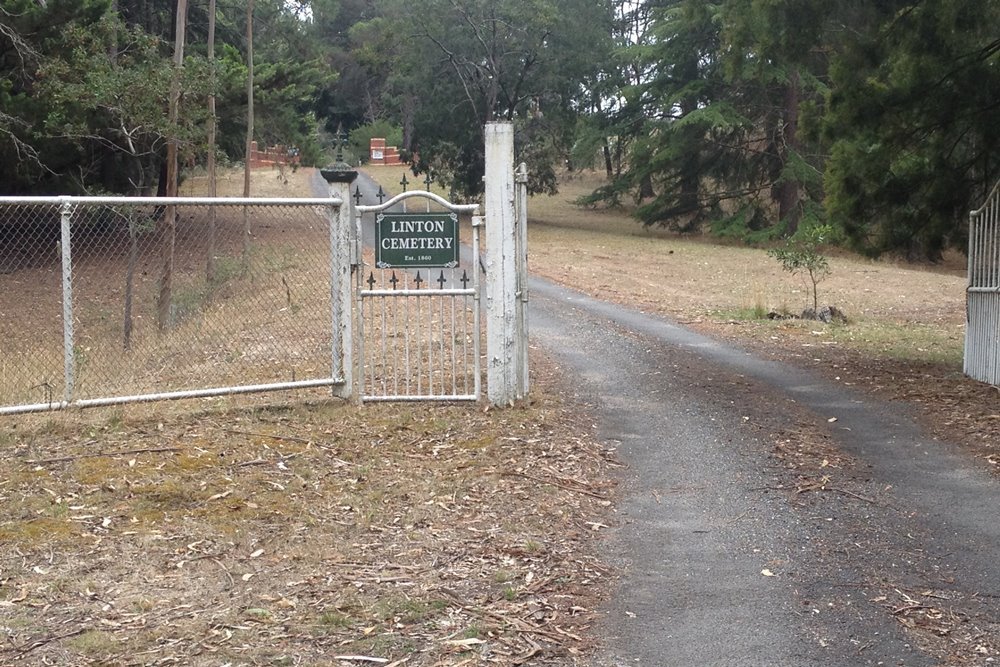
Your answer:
[359,166,454,203]
[528,171,967,366]
[0,362,616,666]
[183,164,314,199]
[2,162,994,667]
[0,198,337,406]
[526,172,1000,476]
[364,165,967,367]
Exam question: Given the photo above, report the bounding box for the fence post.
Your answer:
[485,122,518,405]
[322,167,358,400]
[514,162,530,398]
[60,200,75,405]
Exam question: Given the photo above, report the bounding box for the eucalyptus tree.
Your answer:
[0,2,45,174]
[247,0,335,164]
[362,0,614,197]
[0,0,146,194]
[0,0,337,196]
[310,0,380,133]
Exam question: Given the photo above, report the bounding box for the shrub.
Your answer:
[768,224,834,312]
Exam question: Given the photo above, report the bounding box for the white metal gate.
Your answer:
[965,179,1000,385]
[355,191,482,402]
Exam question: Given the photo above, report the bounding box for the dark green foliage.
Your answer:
[1,0,118,193]
[1,0,996,260]
[349,120,403,164]
[600,0,832,240]
[362,0,614,199]
[592,0,997,256]
[822,0,1000,259]
[0,0,335,195]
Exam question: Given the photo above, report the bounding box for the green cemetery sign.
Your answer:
[376,212,460,268]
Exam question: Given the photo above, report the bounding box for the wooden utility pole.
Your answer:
[157,0,188,330]
[242,0,254,270]
[206,0,218,282]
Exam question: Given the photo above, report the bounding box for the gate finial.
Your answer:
[334,123,347,163]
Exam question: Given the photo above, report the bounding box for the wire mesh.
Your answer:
[1,199,340,411]
[0,202,64,406]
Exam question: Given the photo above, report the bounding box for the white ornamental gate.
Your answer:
[965,179,1000,386]
[354,191,483,402]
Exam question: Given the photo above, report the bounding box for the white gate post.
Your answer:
[485,122,518,405]
[514,162,530,398]
[321,166,358,400]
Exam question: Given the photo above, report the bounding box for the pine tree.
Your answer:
[822,0,1000,258]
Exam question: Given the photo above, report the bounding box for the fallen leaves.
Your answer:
[0,382,616,666]
[871,586,1000,664]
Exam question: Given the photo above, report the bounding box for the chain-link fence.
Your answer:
[0,197,347,414]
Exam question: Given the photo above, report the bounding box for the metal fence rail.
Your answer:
[965,180,1000,386]
[0,196,345,414]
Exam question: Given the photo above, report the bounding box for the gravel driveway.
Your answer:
[529,278,999,667]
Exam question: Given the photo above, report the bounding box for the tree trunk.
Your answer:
[242,0,254,273]
[244,0,254,200]
[639,173,655,201]
[776,68,801,235]
[677,96,700,216]
[402,93,415,152]
[602,137,613,179]
[124,216,138,350]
